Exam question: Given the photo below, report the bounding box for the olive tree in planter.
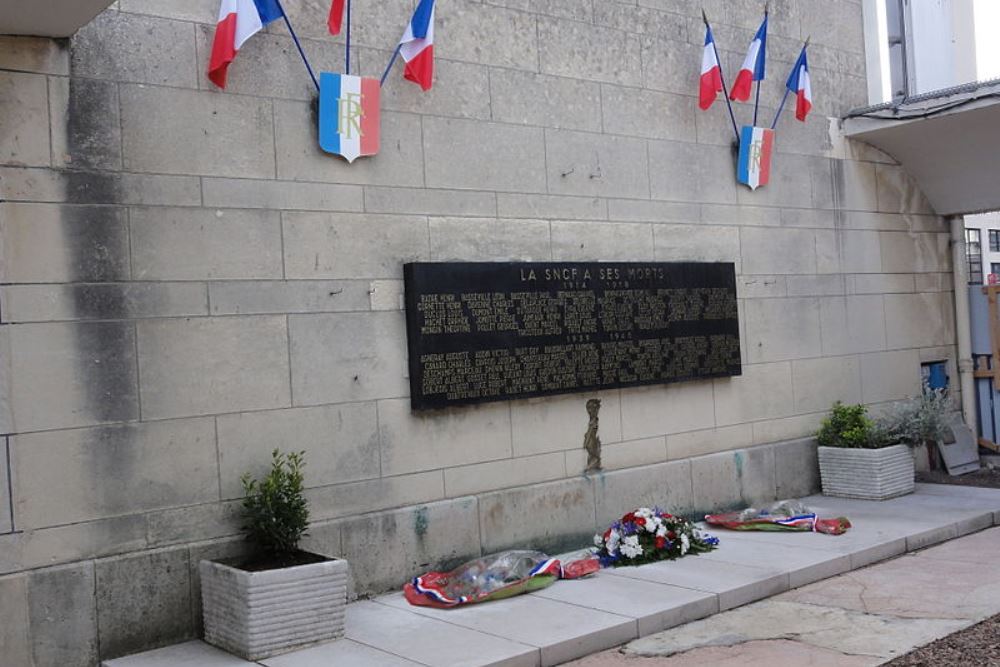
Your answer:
[879,387,953,471]
[817,402,914,500]
[200,450,349,661]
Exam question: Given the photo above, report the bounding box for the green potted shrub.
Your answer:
[200,450,348,660]
[816,402,915,500]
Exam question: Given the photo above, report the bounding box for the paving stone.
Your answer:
[49,76,122,170]
[479,477,597,555]
[546,129,649,199]
[104,640,253,666]
[288,312,409,406]
[621,638,875,667]
[423,117,546,193]
[490,69,602,131]
[429,217,552,262]
[534,570,718,637]
[28,562,99,667]
[0,282,208,323]
[697,535,852,590]
[593,460,694,526]
[282,212,429,280]
[120,84,274,178]
[378,397,512,476]
[12,417,217,528]
[0,203,129,284]
[0,71,50,167]
[96,548,194,659]
[346,600,539,667]
[137,316,290,419]
[216,402,379,499]
[380,591,637,666]
[263,638,422,666]
[130,207,282,281]
[209,280,371,315]
[7,321,138,432]
[340,498,481,596]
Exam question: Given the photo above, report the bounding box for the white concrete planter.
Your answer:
[200,555,349,661]
[818,444,915,500]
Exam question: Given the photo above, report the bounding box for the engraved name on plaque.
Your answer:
[403,262,741,410]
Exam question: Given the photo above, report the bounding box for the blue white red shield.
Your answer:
[736,125,774,190]
[319,73,380,163]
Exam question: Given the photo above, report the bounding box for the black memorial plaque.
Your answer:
[403,262,741,410]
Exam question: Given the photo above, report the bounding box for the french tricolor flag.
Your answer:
[207,0,283,89]
[786,45,812,121]
[729,14,768,102]
[699,25,723,110]
[398,0,435,91]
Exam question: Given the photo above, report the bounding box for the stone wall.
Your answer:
[0,0,955,663]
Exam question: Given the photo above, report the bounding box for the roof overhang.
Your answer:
[843,80,1000,217]
[0,0,114,38]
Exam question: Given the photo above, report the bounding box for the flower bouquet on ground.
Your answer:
[594,507,719,567]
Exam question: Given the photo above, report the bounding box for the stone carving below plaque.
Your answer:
[403,262,742,410]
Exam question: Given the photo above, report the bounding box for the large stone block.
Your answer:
[648,141,737,204]
[306,470,446,523]
[288,312,408,405]
[273,103,425,187]
[752,412,825,446]
[378,398,512,476]
[0,282,208,323]
[479,477,597,554]
[120,84,275,178]
[365,187,497,218]
[147,500,242,547]
[341,498,482,595]
[71,11,197,87]
[283,212,429,280]
[435,2,538,70]
[791,356,863,414]
[880,231,949,274]
[601,85,695,142]
[743,297,822,363]
[875,164,935,215]
[202,177,363,212]
[0,169,200,207]
[118,0,218,23]
[0,35,69,75]
[429,217,551,262]
[619,381,716,441]
[819,295,887,355]
[8,321,138,431]
[859,349,923,404]
[832,159,879,212]
[0,203,130,283]
[738,153,818,209]
[835,229,883,273]
[609,200,700,224]
[8,515,148,574]
[848,273,916,295]
[740,227,817,275]
[497,193,607,221]
[690,451,742,514]
[490,69,602,132]
[130,207,282,280]
[538,16,641,85]
[641,34,701,95]
[444,453,566,498]
[546,129,649,199]
[137,316,291,419]
[550,221,654,261]
[270,0,411,44]
[96,547,194,659]
[774,437,820,498]
[209,280,371,315]
[423,117,546,193]
[884,292,953,349]
[13,417,217,528]
[0,437,9,533]
[0,574,30,666]
[568,436,668,473]
[49,76,122,170]
[510,390,623,457]
[28,562,99,667]
[0,329,12,435]
[666,424,754,461]
[0,71,49,167]
[652,224,740,269]
[714,362,794,427]
[593,460,694,526]
[217,402,379,500]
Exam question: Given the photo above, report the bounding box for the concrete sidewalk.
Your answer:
[106,484,1000,667]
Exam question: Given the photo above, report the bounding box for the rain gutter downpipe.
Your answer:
[951,215,975,428]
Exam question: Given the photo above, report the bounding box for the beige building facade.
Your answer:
[0,0,955,663]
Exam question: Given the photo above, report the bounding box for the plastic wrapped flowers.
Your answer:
[594,508,719,567]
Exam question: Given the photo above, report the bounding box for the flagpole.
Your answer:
[771,37,809,130]
[753,4,767,127]
[345,0,351,74]
[380,45,401,87]
[704,10,740,146]
[274,0,319,92]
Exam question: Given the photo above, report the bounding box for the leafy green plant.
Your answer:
[817,401,889,449]
[878,386,953,446]
[241,449,309,555]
